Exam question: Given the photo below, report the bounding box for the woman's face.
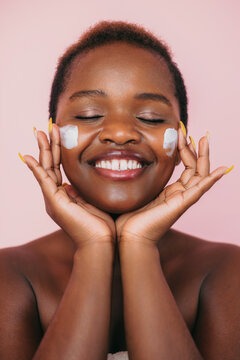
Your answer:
[56,42,181,214]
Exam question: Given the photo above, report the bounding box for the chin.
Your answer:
[91,197,148,215]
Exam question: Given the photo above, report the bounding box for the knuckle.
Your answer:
[38,174,49,187]
[194,170,201,177]
[196,182,205,197]
[45,165,55,172]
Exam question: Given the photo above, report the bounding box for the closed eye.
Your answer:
[75,115,103,119]
[75,116,164,123]
[137,117,165,123]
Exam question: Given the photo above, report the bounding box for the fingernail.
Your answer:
[62,182,68,187]
[33,126,38,140]
[206,131,210,142]
[189,136,196,151]
[49,117,52,134]
[225,165,234,175]
[180,121,187,137]
[18,152,26,163]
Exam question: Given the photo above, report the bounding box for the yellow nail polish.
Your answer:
[180,121,187,137]
[189,136,196,151]
[49,117,52,133]
[206,131,210,142]
[225,165,234,175]
[33,126,38,139]
[18,152,26,163]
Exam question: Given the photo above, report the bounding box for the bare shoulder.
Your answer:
[0,229,75,277]
[163,228,240,273]
[167,232,240,358]
[161,228,240,301]
[163,230,240,358]
[0,230,75,359]
[0,235,56,359]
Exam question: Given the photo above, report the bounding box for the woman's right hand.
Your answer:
[21,123,116,249]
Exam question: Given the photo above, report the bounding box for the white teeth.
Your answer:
[120,159,128,170]
[132,161,138,169]
[127,160,133,170]
[112,159,119,170]
[101,160,107,168]
[95,159,143,170]
[106,161,112,169]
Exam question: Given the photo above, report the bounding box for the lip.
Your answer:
[87,150,152,166]
[91,165,148,181]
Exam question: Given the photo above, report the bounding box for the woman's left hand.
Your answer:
[116,127,230,247]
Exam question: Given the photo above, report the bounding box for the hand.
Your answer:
[116,128,229,247]
[22,124,116,248]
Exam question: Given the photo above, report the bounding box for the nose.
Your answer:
[98,115,141,145]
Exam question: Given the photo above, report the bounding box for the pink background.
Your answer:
[1,0,239,248]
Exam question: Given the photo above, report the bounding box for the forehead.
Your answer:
[64,42,175,97]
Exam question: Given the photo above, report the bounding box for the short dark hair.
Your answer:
[49,20,188,127]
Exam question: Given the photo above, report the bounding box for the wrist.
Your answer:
[72,242,115,285]
[118,239,161,265]
[118,240,160,262]
[74,240,115,261]
[118,235,158,250]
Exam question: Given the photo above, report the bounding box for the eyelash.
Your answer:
[137,117,164,123]
[75,116,164,123]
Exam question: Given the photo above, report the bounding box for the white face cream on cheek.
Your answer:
[59,125,79,149]
[163,128,178,157]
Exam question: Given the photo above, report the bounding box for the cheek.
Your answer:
[59,125,79,149]
[163,128,178,157]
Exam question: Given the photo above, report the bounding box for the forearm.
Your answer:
[33,242,115,360]
[119,241,203,360]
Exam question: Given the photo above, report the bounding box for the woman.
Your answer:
[2,21,238,359]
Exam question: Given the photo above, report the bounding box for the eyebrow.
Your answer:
[69,89,172,107]
[69,89,107,100]
[134,92,172,107]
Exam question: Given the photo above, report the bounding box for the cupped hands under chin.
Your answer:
[115,127,230,249]
[21,123,117,250]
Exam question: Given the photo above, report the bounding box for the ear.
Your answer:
[175,151,181,165]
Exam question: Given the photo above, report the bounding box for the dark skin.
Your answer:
[1,42,239,360]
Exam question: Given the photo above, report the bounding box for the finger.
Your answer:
[188,136,197,157]
[23,155,64,200]
[37,130,58,184]
[178,128,197,185]
[64,184,111,222]
[64,185,98,213]
[62,184,78,204]
[51,124,62,185]
[196,135,210,177]
[182,166,227,209]
[182,134,210,190]
[63,184,89,206]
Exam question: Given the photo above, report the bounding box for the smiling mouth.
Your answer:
[89,158,150,180]
[94,158,143,170]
